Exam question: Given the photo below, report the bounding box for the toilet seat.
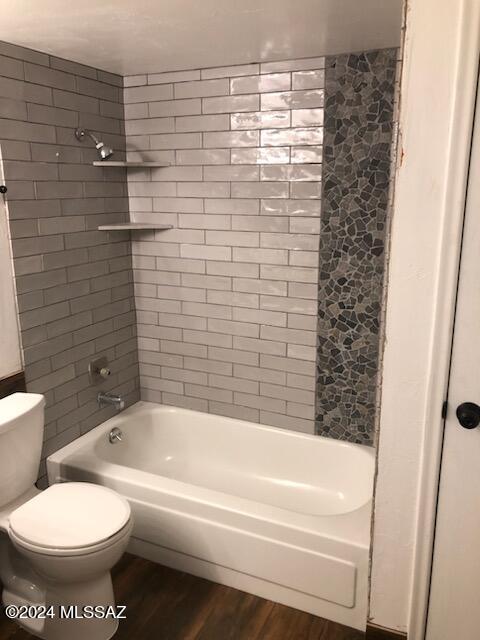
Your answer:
[9,517,133,557]
[8,482,131,556]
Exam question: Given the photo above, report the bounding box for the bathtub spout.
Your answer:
[98,392,125,411]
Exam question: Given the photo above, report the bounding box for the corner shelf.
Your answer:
[98,223,173,231]
[94,160,172,231]
[93,161,170,167]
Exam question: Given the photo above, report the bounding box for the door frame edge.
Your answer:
[408,2,480,638]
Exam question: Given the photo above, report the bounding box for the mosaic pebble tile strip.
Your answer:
[315,49,398,444]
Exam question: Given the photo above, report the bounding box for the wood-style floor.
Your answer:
[0,553,364,639]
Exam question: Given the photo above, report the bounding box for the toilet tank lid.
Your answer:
[0,393,45,434]
[9,482,131,550]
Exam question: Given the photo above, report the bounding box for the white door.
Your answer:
[0,152,22,378]
[426,73,480,640]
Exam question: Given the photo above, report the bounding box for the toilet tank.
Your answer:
[0,393,45,508]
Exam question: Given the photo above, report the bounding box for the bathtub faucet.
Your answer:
[97,391,125,411]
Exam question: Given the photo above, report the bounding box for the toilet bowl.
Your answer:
[0,393,133,640]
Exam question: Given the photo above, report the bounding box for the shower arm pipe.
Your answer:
[85,130,102,148]
[78,128,102,149]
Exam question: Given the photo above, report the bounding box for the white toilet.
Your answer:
[0,392,133,640]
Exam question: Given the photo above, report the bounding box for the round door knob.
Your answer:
[456,402,480,429]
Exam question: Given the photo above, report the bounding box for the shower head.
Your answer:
[97,143,114,160]
[75,128,114,161]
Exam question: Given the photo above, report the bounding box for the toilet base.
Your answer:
[2,571,120,640]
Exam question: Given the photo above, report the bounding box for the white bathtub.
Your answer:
[47,401,374,630]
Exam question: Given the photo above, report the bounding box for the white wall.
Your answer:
[370,0,480,635]
[0,157,22,378]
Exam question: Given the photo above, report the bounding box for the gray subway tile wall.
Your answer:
[0,39,397,457]
[0,40,139,485]
[124,57,324,433]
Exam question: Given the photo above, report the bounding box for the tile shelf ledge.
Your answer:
[98,223,174,231]
[92,161,170,167]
